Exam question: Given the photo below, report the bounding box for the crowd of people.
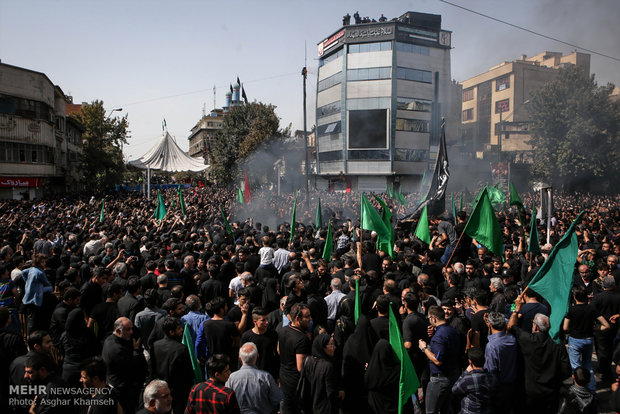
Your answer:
[0,186,619,414]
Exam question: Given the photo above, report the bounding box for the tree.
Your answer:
[74,100,129,189]
[528,66,620,192]
[209,102,288,186]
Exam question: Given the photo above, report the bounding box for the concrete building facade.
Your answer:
[0,61,83,199]
[314,11,455,193]
[188,108,224,165]
[460,51,590,163]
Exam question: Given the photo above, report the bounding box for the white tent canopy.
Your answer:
[128,131,209,172]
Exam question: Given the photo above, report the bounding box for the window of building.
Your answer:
[463,88,474,102]
[495,99,510,114]
[318,150,343,161]
[317,101,341,119]
[318,72,342,92]
[348,109,388,149]
[395,149,428,162]
[396,67,432,83]
[397,97,432,112]
[496,75,510,91]
[348,41,392,54]
[347,67,391,81]
[395,118,430,133]
[317,121,342,137]
[319,48,344,67]
[462,108,474,121]
[0,142,54,164]
[348,150,390,160]
[395,42,430,56]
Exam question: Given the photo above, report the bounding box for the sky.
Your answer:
[1,0,619,161]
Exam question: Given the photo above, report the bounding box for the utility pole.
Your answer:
[302,66,309,208]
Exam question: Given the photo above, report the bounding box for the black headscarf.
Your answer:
[65,308,89,337]
[312,333,331,360]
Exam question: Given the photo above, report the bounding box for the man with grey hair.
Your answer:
[226,342,282,413]
[324,277,346,332]
[136,379,172,414]
[488,277,507,314]
[484,311,518,412]
[591,275,620,383]
[508,295,571,413]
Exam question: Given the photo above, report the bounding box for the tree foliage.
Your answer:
[528,66,620,191]
[209,102,288,186]
[74,100,129,189]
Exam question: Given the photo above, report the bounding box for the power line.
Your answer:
[118,71,300,108]
[439,0,620,63]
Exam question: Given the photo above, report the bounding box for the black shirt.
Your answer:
[241,329,280,379]
[566,303,600,338]
[278,325,311,392]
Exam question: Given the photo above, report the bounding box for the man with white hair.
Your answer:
[226,342,282,414]
[508,295,571,413]
[324,278,346,332]
[136,379,173,414]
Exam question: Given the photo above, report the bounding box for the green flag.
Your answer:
[389,306,420,414]
[373,195,395,246]
[414,205,431,245]
[509,181,524,210]
[528,211,584,342]
[463,188,503,257]
[322,220,333,261]
[360,194,393,258]
[451,193,457,225]
[236,188,245,204]
[387,184,394,198]
[354,278,361,324]
[219,205,234,237]
[99,200,105,223]
[289,191,298,244]
[487,185,505,208]
[396,188,406,206]
[182,323,203,384]
[153,190,167,221]
[528,206,541,257]
[316,197,323,229]
[177,185,186,216]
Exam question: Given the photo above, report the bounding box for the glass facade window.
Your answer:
[463,88,474,102]
[496,75,510,91]
[396,67,432,83]
[395,149,428,162]
[347,97,391,110]
[395,42,430,56]
[348,41,392,53]
[397,97,432,112]
[495,99,510,114]
[319,48,344,67]
[318,72,342,92]
[317,121,342,136]
[0,142,54,163]
[318,150,343,161]
[348,150,390,160]
[395,118,430,133]
[462,108,474,121]
[317,101,341,119]
[347,67,391,81]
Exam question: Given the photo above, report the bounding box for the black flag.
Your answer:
[242,86,248,104]
[236,76,241,86]
[407,119,450,218]
[230,83,233,94]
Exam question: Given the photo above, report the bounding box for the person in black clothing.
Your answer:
[116,276,143,322]
[278,303,312,414]
[563,286,610,392]
[370,294,391,340]
[79,357,122,414]
[151,317,194,414]
[48,287,80,348]
[592,275,620,383]
[197,296,240,366]
[468,289,490,351]
[60,308,100,387]
[25,352,78,414]
[101,317,147,414]
[80,267,108,317]
[88,283,121,342]
[228,288,254,335]
[299,334,343,414]
[0,307,27,411]
[508,297,571,413]
[241,307,280,380]
[402,292,429,379]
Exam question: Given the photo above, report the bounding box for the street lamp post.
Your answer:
[302,67,309,208]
